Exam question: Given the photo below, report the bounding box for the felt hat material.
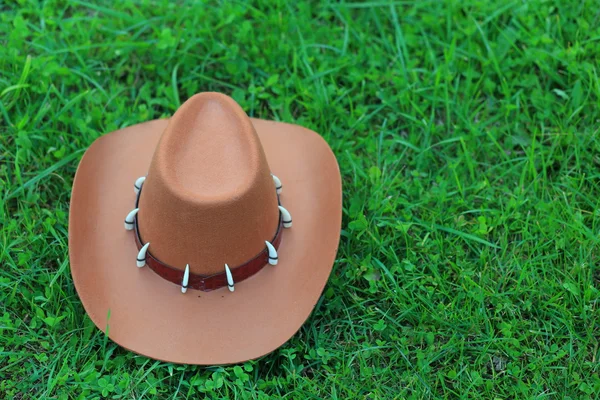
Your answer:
[69,92,342,364]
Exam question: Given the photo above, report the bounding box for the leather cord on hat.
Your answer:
[132,184,284,292]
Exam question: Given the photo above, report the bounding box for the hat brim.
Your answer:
[68,118,342,364]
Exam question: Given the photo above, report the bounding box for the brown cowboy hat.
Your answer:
[68,92,342,365]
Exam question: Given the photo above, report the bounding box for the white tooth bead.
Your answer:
[136,242,150,268]
[124,208,139,230]
[272,174,282,194]
[278,206,292,228]
[225,264,234,292]
[181,264,190,294]
[265,241,278,266]
[134,176,146,194]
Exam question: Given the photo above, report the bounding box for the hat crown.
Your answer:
[137,93,279,275]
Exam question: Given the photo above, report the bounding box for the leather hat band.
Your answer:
[133,189,283,292]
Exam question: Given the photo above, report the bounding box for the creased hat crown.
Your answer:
[137,93,279,275]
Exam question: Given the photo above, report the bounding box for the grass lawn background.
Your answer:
[1,0,599,398]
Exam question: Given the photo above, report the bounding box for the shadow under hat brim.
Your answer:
[68,118,342,365]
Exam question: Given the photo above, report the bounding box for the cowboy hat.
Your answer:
[68,92,342,364]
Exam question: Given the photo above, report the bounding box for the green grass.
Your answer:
[1,0,600,398]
